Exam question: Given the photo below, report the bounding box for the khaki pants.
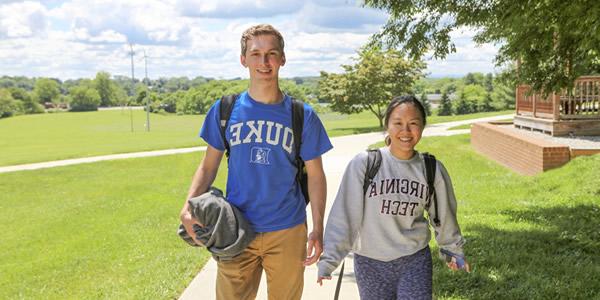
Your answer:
[216,223,307,300]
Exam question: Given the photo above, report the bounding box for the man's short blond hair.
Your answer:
[240,24,285,56]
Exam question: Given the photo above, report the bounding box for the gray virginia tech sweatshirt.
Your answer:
[318,147,466,277]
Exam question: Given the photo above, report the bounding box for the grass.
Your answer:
[0,110,204,167]
[2,133,598,299]
[0,152,227,299]
[0,109,512,167]
[371,135,600,299]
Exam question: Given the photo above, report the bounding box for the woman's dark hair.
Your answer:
[383,95,427,145]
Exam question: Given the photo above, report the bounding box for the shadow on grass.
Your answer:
[434,204,600,299]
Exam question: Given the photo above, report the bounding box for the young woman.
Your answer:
[317,95,470,299]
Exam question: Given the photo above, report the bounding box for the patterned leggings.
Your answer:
[354,246,432,300]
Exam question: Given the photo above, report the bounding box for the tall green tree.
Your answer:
[461,84,486,113]
[33,78,60,104]
[69,80,101,112]
[9,87,43,114]
[0,89,22,118]
[484,73,494,92]
[454,92,471,115]
[419,92,432,116]
[94,71,117,107]
[481,92,495,112]
[319,46,425,128]
[365,0,600,92]
[438,91,453,116]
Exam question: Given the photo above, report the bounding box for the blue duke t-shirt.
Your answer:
[200,91,333,232]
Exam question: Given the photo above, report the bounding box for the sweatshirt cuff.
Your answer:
[317,260,337,278]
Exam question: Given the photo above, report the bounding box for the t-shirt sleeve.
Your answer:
[199,99,226,151]
[299,104,333,161]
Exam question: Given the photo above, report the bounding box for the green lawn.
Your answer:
[0,110,204,167]
[0,152,226,299]
[372,135,600,299]
[0,109,512,167]
[1,134,598,299]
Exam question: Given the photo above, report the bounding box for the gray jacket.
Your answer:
[178,187,256,261]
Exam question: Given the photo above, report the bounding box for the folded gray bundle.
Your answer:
[178,187,256,261]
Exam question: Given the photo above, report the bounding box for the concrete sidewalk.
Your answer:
[178,113,513,300]
[179,132,384,300]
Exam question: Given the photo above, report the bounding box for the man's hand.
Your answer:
[303,230,323,266]
[180,210,204,246]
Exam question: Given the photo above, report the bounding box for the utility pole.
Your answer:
[129,43,135,132]
[142,49,150,132]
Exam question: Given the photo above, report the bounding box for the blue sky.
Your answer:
[0,0,500,80]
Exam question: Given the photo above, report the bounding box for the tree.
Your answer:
[94,71,117,107]
[176,80,247,115]
[9,87,44,114]
[34,78,60,104]
[454,93,471,115]
[319,45,425,128]
[464,73,484,86]
[0,89,21,118]
[365,0,600,93]
[461,84,486,113]
[481,92,495,112]
[438,92,453,116]
[419,92,432,116]
[280,80,308,102]
[69,81,101,112]
[484,73,494,92]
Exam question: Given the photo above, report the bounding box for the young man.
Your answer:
[180,24,333,300]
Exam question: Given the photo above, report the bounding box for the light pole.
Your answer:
[129,43,135,133]
[143,50,150,132]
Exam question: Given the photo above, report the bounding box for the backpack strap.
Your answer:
[291,98,309,204]
[423,152,440,227]
[363,149,382,195]
[219,94,239,158]
[291,98,304,165]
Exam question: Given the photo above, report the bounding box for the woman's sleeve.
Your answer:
[317,152,367,277]
[429,161,466,255]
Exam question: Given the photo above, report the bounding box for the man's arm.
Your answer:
[303,156,327,266]
[179,145,224,242]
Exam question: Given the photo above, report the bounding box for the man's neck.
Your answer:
[248,81,283,104]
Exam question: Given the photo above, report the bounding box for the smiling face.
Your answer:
[386,103,424,160]
[240,34,285,82]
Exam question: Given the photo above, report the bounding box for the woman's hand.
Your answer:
[317,276,332,286]
[446,256,471,272]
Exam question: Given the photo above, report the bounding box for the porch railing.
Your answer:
[516,76,600,120]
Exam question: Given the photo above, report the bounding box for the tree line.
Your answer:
[0,67,514,121]
[0,73,319,118]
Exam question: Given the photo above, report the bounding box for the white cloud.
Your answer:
[0,0,498,80]
[50,0,189,44]
[0,1,49,38]
[177,0,304,18]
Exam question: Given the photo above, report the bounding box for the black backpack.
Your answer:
[218,94,309,204]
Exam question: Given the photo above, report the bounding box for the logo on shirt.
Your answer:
[250,147,271,164]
